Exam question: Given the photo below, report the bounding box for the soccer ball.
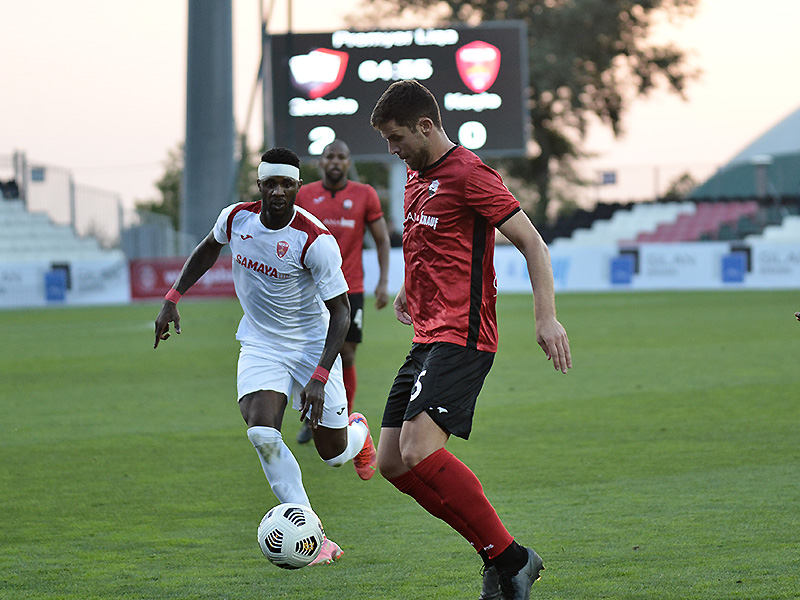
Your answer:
[257,503,325,569]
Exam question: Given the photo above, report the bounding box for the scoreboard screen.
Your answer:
[268,21,529,161]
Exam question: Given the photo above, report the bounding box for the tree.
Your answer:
[138,135,264,230]
[236,134,262,203]
[662,171,698,199]
[349,0,699,225]
[136,143,183,231]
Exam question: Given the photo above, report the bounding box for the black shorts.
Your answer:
[381,342,495,440]
[345,293,364,344]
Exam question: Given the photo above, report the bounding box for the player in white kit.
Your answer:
[154,147,377,565]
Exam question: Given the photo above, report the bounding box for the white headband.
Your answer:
[258,162,300,181]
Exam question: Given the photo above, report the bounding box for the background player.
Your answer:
[295,139,391,443]
[370,80,572,600]
[153,147,377,565]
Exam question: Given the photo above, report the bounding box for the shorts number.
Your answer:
[410,369,427,402]
[352,308,364,329]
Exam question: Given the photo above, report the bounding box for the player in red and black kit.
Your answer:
[295,140,391,444]
[370,80,572,600]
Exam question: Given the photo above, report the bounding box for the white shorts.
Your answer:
[236,341,348,429]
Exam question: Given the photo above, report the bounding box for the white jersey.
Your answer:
[212,202,349,349]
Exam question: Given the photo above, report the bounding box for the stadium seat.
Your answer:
[747,215,800,243]
[551,201,695,248]
[632,201,759,243]
[0,201,118,262]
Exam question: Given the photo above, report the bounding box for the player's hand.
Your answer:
[154,301,181,349]
[536,317,572,374]
[374,281,389,310]
[299,380,325,428]
[393,287,412,325]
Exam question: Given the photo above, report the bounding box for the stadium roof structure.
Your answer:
[691,104,800,199]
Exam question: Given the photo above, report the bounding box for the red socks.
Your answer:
[343,365,357,414]
[389,448,514,559]
[389,469,482,549]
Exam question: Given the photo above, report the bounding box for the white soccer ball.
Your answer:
[257,503,325,569]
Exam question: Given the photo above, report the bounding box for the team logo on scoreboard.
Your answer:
[455,40,501,93]
[289,48,349,99]
[276,241,290,258]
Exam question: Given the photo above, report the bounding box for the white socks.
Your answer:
[247,421,369,504]
[322,419,368,468]
[247,426,310,507]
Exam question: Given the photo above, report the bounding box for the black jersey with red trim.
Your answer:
[402,145,520,352]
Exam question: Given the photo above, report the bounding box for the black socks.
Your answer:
[492,540,528,574]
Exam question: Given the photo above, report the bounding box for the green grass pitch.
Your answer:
[1,290,798,599]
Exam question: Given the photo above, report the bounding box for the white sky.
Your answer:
[1,0,799,213]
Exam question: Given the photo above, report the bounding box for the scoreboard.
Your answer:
[268,21,529,161]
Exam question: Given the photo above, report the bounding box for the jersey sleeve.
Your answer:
[304,232,349,301]
[211,203,238,244]
[464,164,521,226]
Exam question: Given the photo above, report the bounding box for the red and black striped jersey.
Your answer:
[402,145,520,352]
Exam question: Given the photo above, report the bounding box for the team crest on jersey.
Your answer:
[343,199,353,210]
[428,179,440,197]
[276,241,289,258]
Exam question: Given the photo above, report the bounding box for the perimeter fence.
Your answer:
[1,152,123,248]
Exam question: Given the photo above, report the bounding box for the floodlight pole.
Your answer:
[751,154,773,202]
[653,166,660,200]
[182,0,236,250]
[68,174,76,233]
[261,0,276,150]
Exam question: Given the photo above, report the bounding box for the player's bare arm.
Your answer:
[299,292,351,426]
[367,217,392,309]
[498,211,572,374]
[393,283,412,325]
[153,232,224,348]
